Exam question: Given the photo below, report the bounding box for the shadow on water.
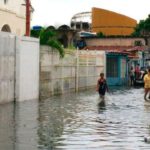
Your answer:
[98,100,106,113]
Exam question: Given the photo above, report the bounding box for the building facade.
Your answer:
[70,7,137,36]
[0,0,26,36]
[92,7,137,36]
[106,53,128,86]
[70,12,91,32]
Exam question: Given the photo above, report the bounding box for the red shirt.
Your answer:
[135,66,140,73]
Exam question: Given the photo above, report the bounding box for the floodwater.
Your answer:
[1,87,150,150]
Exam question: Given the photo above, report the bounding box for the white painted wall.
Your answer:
[16,36,39,102]
[0,32,39,103]
[0,32,15,104]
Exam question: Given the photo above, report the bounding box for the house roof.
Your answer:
[83,46,145,51]
[128,54,139,59]
[83,45,146,58]
[125,46,145,52]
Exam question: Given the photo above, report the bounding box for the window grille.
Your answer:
[107,57,118,77]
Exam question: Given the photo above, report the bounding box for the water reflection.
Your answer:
[14,100,38,150]
[37,98,65,149]
[98,100,106,113]
[0,100,39,150]
[0,102,15,150]
[1,88,150,149]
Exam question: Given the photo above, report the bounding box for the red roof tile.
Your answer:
[82,45,146,58]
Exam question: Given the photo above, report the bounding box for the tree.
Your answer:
[30,29,41,38]
[31,28,65,58]
[132,15,150,37]
[97,32,105,38]
[144,15,150,32]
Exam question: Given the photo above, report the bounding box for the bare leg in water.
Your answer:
[148,92,150,100]
[99,95,105,107]
[144,89,150,101]
[100,95,105,101]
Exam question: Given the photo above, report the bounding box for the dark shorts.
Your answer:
[130,75,134,80]
[99,88,106,96]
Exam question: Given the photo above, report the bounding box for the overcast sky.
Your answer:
[31,0,150,27]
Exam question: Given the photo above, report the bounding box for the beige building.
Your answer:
[0,0,26,36]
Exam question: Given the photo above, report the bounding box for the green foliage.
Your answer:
[144,15,150,31]
[47,39,64,58]
[132,14,150,37]
[39,28,55,45]
[30,29,42,38]
[132,20,145,37]
[40,28,65,58]
[31,28,65,58]
[67,44,76,50]
[134,40,143,46]
[97,32,105,38]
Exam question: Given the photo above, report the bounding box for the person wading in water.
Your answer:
[96,73,109,106]
[129,66,135,86]
[144,68,150,101]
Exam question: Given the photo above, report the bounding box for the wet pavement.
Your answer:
[1,87,150,150]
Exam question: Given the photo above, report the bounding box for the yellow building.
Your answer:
[0,0,27,36]
[92,7,137,36]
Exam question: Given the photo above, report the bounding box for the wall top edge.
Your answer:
[0,32,39,42]
[0,31,15,36]
[19,36,39,42]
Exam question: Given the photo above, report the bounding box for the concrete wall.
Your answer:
[0,32,39,104]
[0,32,15,103]
[15,36,39,102]
[40,46,106,98]
[85,38,145,46]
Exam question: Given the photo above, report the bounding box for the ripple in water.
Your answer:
[1,87,150,150]
[37,87,150,150]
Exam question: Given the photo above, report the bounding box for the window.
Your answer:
[107,57,118,77]
[134,40,142,46]
[1,24,11,32]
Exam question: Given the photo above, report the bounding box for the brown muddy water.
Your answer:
[1,87,150,150]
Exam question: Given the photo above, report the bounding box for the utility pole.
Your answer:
[26,0,30,36]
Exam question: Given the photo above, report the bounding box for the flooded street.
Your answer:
[1,87,150,150]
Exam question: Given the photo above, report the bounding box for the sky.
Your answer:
[31,0,150,27]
